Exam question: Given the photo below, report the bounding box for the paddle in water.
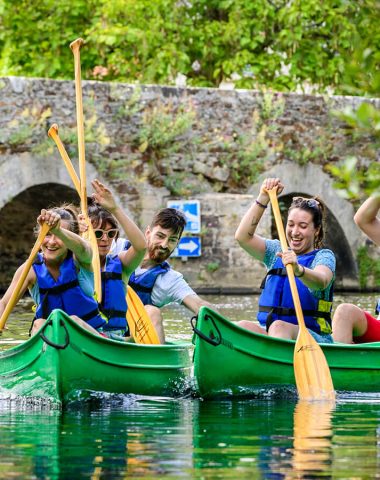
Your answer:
[0,223,50,332]
[267,187,335,401]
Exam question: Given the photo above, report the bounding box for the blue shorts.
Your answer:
[100,329,127,342]
[308,329,334,344]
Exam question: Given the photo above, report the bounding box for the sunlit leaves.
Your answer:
[0,0,378,96]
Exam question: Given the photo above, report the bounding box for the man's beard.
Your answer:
[148,244,171,262]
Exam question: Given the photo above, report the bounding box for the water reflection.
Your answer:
[290,401,334,477]
[1,396,380,477]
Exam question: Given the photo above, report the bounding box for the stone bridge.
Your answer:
[0,151,362,292]
[0,77,376,292]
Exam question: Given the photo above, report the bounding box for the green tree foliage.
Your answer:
[0,0,378,95]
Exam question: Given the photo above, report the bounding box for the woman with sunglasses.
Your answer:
[0,205,106,336]
[332,194,380,343]
[235,177,335,343]
[85,179,146,340]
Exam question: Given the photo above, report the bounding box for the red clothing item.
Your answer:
[354,311,380,343]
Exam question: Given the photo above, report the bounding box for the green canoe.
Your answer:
[192,306,380,398]
[0,309,192,404]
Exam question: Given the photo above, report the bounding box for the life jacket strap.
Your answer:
[128,281,151,293]
[39,279,79,295]
[101,272,122,281]
[101,309,126,319]
[259,305,332,332]
[259,268,287,289]
[81,308,102,322]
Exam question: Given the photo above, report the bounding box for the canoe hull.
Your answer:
[193,307,380,398]
[0,309,191,404]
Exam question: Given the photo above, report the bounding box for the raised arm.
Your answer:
[91,179,146,274]
[39,209,93,269]
[235,178,284,261]
[354,195,380,246]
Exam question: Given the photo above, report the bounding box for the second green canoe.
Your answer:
[192,306,380,398]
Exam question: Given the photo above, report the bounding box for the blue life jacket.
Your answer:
[129,262,170,305]
[33,253,105,329]
[257,250,333,334]
[376,299,380,316]
[100,254,129,333]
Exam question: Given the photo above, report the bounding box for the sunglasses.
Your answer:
[291,196,320,210]
[94,228,119,240]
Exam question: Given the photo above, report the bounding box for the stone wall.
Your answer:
[0,77,379,292]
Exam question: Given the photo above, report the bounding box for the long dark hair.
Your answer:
[289,196,326,249]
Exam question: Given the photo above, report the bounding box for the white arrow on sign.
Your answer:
[179,239,199,253]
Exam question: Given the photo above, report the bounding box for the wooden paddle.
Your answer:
[69,38,102,303]
[0,223,50,332]
[267,187,335,401]
[48,124,81,193]
[49,118,159,344]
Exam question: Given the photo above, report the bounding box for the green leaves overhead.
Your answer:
[0,0,378,95]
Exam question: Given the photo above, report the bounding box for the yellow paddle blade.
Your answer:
[294,328,335,401]
[126,288,160,344]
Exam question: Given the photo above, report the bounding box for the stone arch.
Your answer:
[0,152,124,289]
[249,162,361,289]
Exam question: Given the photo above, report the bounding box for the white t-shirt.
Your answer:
[111,238,195,307]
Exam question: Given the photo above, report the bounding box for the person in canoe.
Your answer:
[235,177,335,343]
[332,194,380,343]
[0,205,106,336]
[111,206,214,343]
[85,179,147,340]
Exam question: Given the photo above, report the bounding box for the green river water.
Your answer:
[0,293,379,479]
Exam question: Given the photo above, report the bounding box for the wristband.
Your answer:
[255,199,268,209]
[295,265,305,278]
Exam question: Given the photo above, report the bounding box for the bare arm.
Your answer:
[0,264,36,318]
[279,250,334,290]
[354,195,380,246]
[182,293,214,315]
[91,179,147,275]
[40,209,93,269]
[235,178,284,261]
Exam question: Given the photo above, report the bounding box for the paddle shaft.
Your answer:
[48,124,81,193]
[70,38,87,214]
[267,189,306,329]
[69,38,102,302]
[0,223,50,331]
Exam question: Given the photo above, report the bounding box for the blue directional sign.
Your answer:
[172,236,201,257]
[167,200,201,233]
